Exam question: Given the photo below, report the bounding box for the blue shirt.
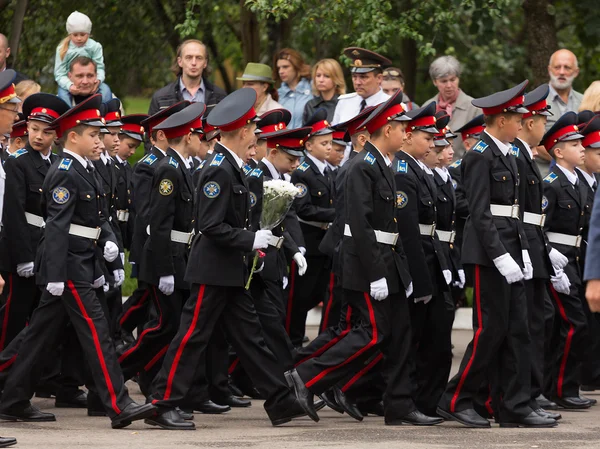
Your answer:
[278,78,312,129]
[179,77,205,103]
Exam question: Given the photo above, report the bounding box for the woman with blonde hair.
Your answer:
[579,81,600,112]
[14,80,40,111]
[302,58,346,125]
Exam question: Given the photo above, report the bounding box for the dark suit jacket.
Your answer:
[148,77,226,116]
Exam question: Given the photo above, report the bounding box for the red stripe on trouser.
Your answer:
[228,357,240,375]
[118,287,163,363]
[320,272,336,333]
[67,280,121,415]
[0,354,17,372]
[0,273,14,350]
[164,284,206,401]
[144,344,169,372]
[485,389,494,415]
[549,284,574,398]
[295,306,353,367]
[341,352,383,393]
[450,264,483,412]
[305,293,377,389]
[285,260,297,334]
[119,290,149,326]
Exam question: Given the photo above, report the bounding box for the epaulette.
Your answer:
[9,148,27,158]
[168,157,179,169]
[337,92,358,100]
[141,154,157,166]
[209,153,225,167]
[543,172,558,184]
[395,159,408,174]
[196,159,206,171]
[363,152,376,165]
[297,161,309,172]
[242,164,253,175]
[449,159,462,169]
[249,168,263,178]
[509,144,519,157]
[57,159,72,171]
[471,140,488,153]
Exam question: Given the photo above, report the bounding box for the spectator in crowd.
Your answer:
[302,58,346,125]
[423,55,480,159]
[148,39,226,116]
[14,80,40,112]
[381,67,418,110]
[237,62,282,114]
[0,33,28,84]
[274,48,312,128]
[61,56,105,106]
[579,80,600,112]
[54,11,112,103]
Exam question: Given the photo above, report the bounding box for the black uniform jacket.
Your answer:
[576,169,595,272]
[448,158,468,248]
[114,159,135,251]
[433,169,463,277]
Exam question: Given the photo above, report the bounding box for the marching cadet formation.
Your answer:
[0,43,598,447]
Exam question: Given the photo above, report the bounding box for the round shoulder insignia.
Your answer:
[451,179,458,190]
[250,191,257,208]
[295,183,308,198]
[541,195,548,212]
[203,181,221,198]
[159,179,174,196]
[52,186,70,204]
[396,191,408,209]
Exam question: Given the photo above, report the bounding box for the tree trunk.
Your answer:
[523,0,557,87]
[8,0,28,66]
[401,38,418,101]
[240,0,260,64]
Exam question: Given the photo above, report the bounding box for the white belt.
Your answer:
[146,225,195,244]
[268,235,284,249]
[523,211,546,227]
[490,204,520,219]
[25,212,45,228]
[419,223,436,237]
[69,223,101,240]
[436,229,456,243]
[547,232,582,248]
[116,210,130,222]
[298,218,330,230]
[344,224,398,246]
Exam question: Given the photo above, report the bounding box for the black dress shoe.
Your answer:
[314,398,326,412]
[0,436,16,448]
[333,387,362,422]
[56,390,88,408]
[536,394,559,410]
[320,390,344,414]
[436,407,490,428]
[534,408,562,420]
[499,411,557,428]
[111,402,157,429]
[552,396,592,409]
[386,410,443,426]
[193,400,230,414]
[580,395,597,406]
[0,404,56,422]
[581,384,600,392]
[358,400,384,417]
[145,409,196,430]
[213,395,251,408]
[271,398,308,426]
[228,382,244,398]
[176,407,194,421]
[284,369,319,422]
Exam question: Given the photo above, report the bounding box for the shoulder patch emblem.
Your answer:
[250,192,257,207]
[52,186,70,204]
[364,152,376,165]
[396,191,408,209]
[543,172,558,184]
[141,154,157,166]
[449,159,461,169]
[295,183,308,198]
[250,168,263,178]
[58,159,72,171]
[159,179,174,196]
[203,181,220,198]
[297,162,309,172]
[510,145,519,157]
[243,164,252,175]
[451,178,458,190]
[396,160,408,174]
[168,157,179,169]
[541,195,549,211]
[472,140,488,153]
[210,153,225,167]
[9,148,27,158]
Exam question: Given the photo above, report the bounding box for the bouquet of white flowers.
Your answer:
[245,179,301,289]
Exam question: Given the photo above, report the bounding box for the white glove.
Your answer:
[551,268,571,294]
[113,269,125,287]
[282,276,289,290]
[92,275,105,289]
[158,275,175,295]
[370,277,388,301]
[120,252,125,265]
[443,269,453,285]
[548,248,568,271]
[298,246,307,256]
[522,250,533,280]
[103,283,109,292]
[493,253,524,284]
[252,230,273,250]
[16,262,35,278]
[405,282,413,298]
[453,269,466,289]
[414,295,433,304]
[293,252,308,276]
[47,282,64,296]
[103,241,119,262]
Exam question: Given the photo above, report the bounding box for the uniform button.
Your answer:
[39,188,43,192]
[531,180,534,184]
[568,205,571,208]
[502,176,506,181]
[128,200,131,204]
[450,244,454,249]
[318,191,322,196]
[330,199,333,204]
[394,218,397,223]
[191,219,195,223]
[86,194,91,199]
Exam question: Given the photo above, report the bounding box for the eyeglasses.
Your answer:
[0,104,18,113]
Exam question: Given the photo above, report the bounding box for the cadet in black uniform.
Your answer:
[437,82,556,428]
[0,95,156,428]
[146,89,314,430]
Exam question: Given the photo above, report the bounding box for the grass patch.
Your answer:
[123,96,152,165]
[122,250,138,297]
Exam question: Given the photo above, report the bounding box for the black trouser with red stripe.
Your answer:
[0,272,41,351]
[0,282,132,418]
[151,284,297,421]
[296,289,416,418]
[524,278,546,404]
[286,256,330,347]
[439,264,532,420]
[319,272,342,333]
[119,283,151,334]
